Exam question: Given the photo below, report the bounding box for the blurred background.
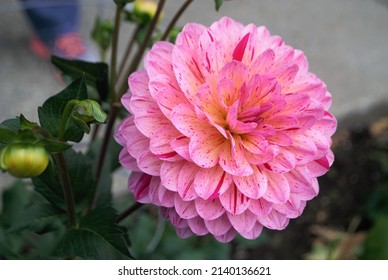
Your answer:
[1,0,388,259]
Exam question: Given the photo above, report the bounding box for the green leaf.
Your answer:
[51,56,109,101]
[61,207,132,259]
[38,77,88,142]
[363,215,388,259]
[0,117,20,132]
[215,0,223,11]
[0,180,31,228]
[32,149,97,212]
[86,138,113,207]
[19,114,38,130]
[37,138,71,153]
[0,127,17,144]
[8,203,65,234]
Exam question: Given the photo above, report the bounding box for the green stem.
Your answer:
[109,4,124,102]
[58,100,79,141]
[118,0,166,96]
[54,153,76,227]
[160,0,193,41]
[116,202,143,223]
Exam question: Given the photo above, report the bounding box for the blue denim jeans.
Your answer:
[20,0,79,46]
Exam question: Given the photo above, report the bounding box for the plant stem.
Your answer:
[160,0,193,41]
[116,202,143,223]
[109,4,124,102]
[54,153,76,227]
[118,0,166,96]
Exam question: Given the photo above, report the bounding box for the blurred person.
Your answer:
[20,0,96,60]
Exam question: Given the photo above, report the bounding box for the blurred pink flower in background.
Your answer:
[115,17,337,242]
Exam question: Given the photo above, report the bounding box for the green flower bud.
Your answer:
[0,143,49,178]
[133,0,163,23]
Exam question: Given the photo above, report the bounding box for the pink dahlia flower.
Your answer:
[115,17,337,242]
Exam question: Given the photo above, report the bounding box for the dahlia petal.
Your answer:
[273,46,295,69]
[149,181,175,208]
[163,208,189,229]
[227,101,258,134]
[314,111,338,137]
[129,77,170,137]
[121,93,132,114]
[119,149,141,171]
[267,131,292,147]
[171,103,209,137]
[114,116,132,146]
[227,210,257,233]
[174,195,198,219]
[263,172,290,204]
[286,134,318,164]
[195,83,225,118]
[218,61,249,92]
[176,227,194,239]
[195,198,225,220]
[241,131,268,154]
[293,49,309,72]
[286,167,318,200]
[218,77,238,109]
[214,228,237,243]
[208,17,244,50]
[151,75,188,118]
[160,161,183,192]
[246,145,278,165]
[307,155,331,177]
[204,214,232,236]
[128,70,149,101]
[273,195,307,219]
[249,198,273,217]
[268,115,299,130]
[239,222,263,240]
[219,134,253,176]
[277,64,299,85]
[189,130,224,168]
[176,23,206,49]
[170,136,191,161]
[219,184,251,215]
[203,41,229,78]
[232,33,250,62]
[128,172,151,203]
[177,162,200,201]
[145,41,174,81]
[264,149,296,173]
[257,210,290,230]
[194,165,233,200]
[149,125,181,161]
[233,166,268,199]
[249,49,275,77]
[159,189,175,208]
[137,150,162,176]
[187,216,209,236]
[282,93,310,114]
[172,46,204,103]
[239,24,259,65]
[257,26,284,51]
